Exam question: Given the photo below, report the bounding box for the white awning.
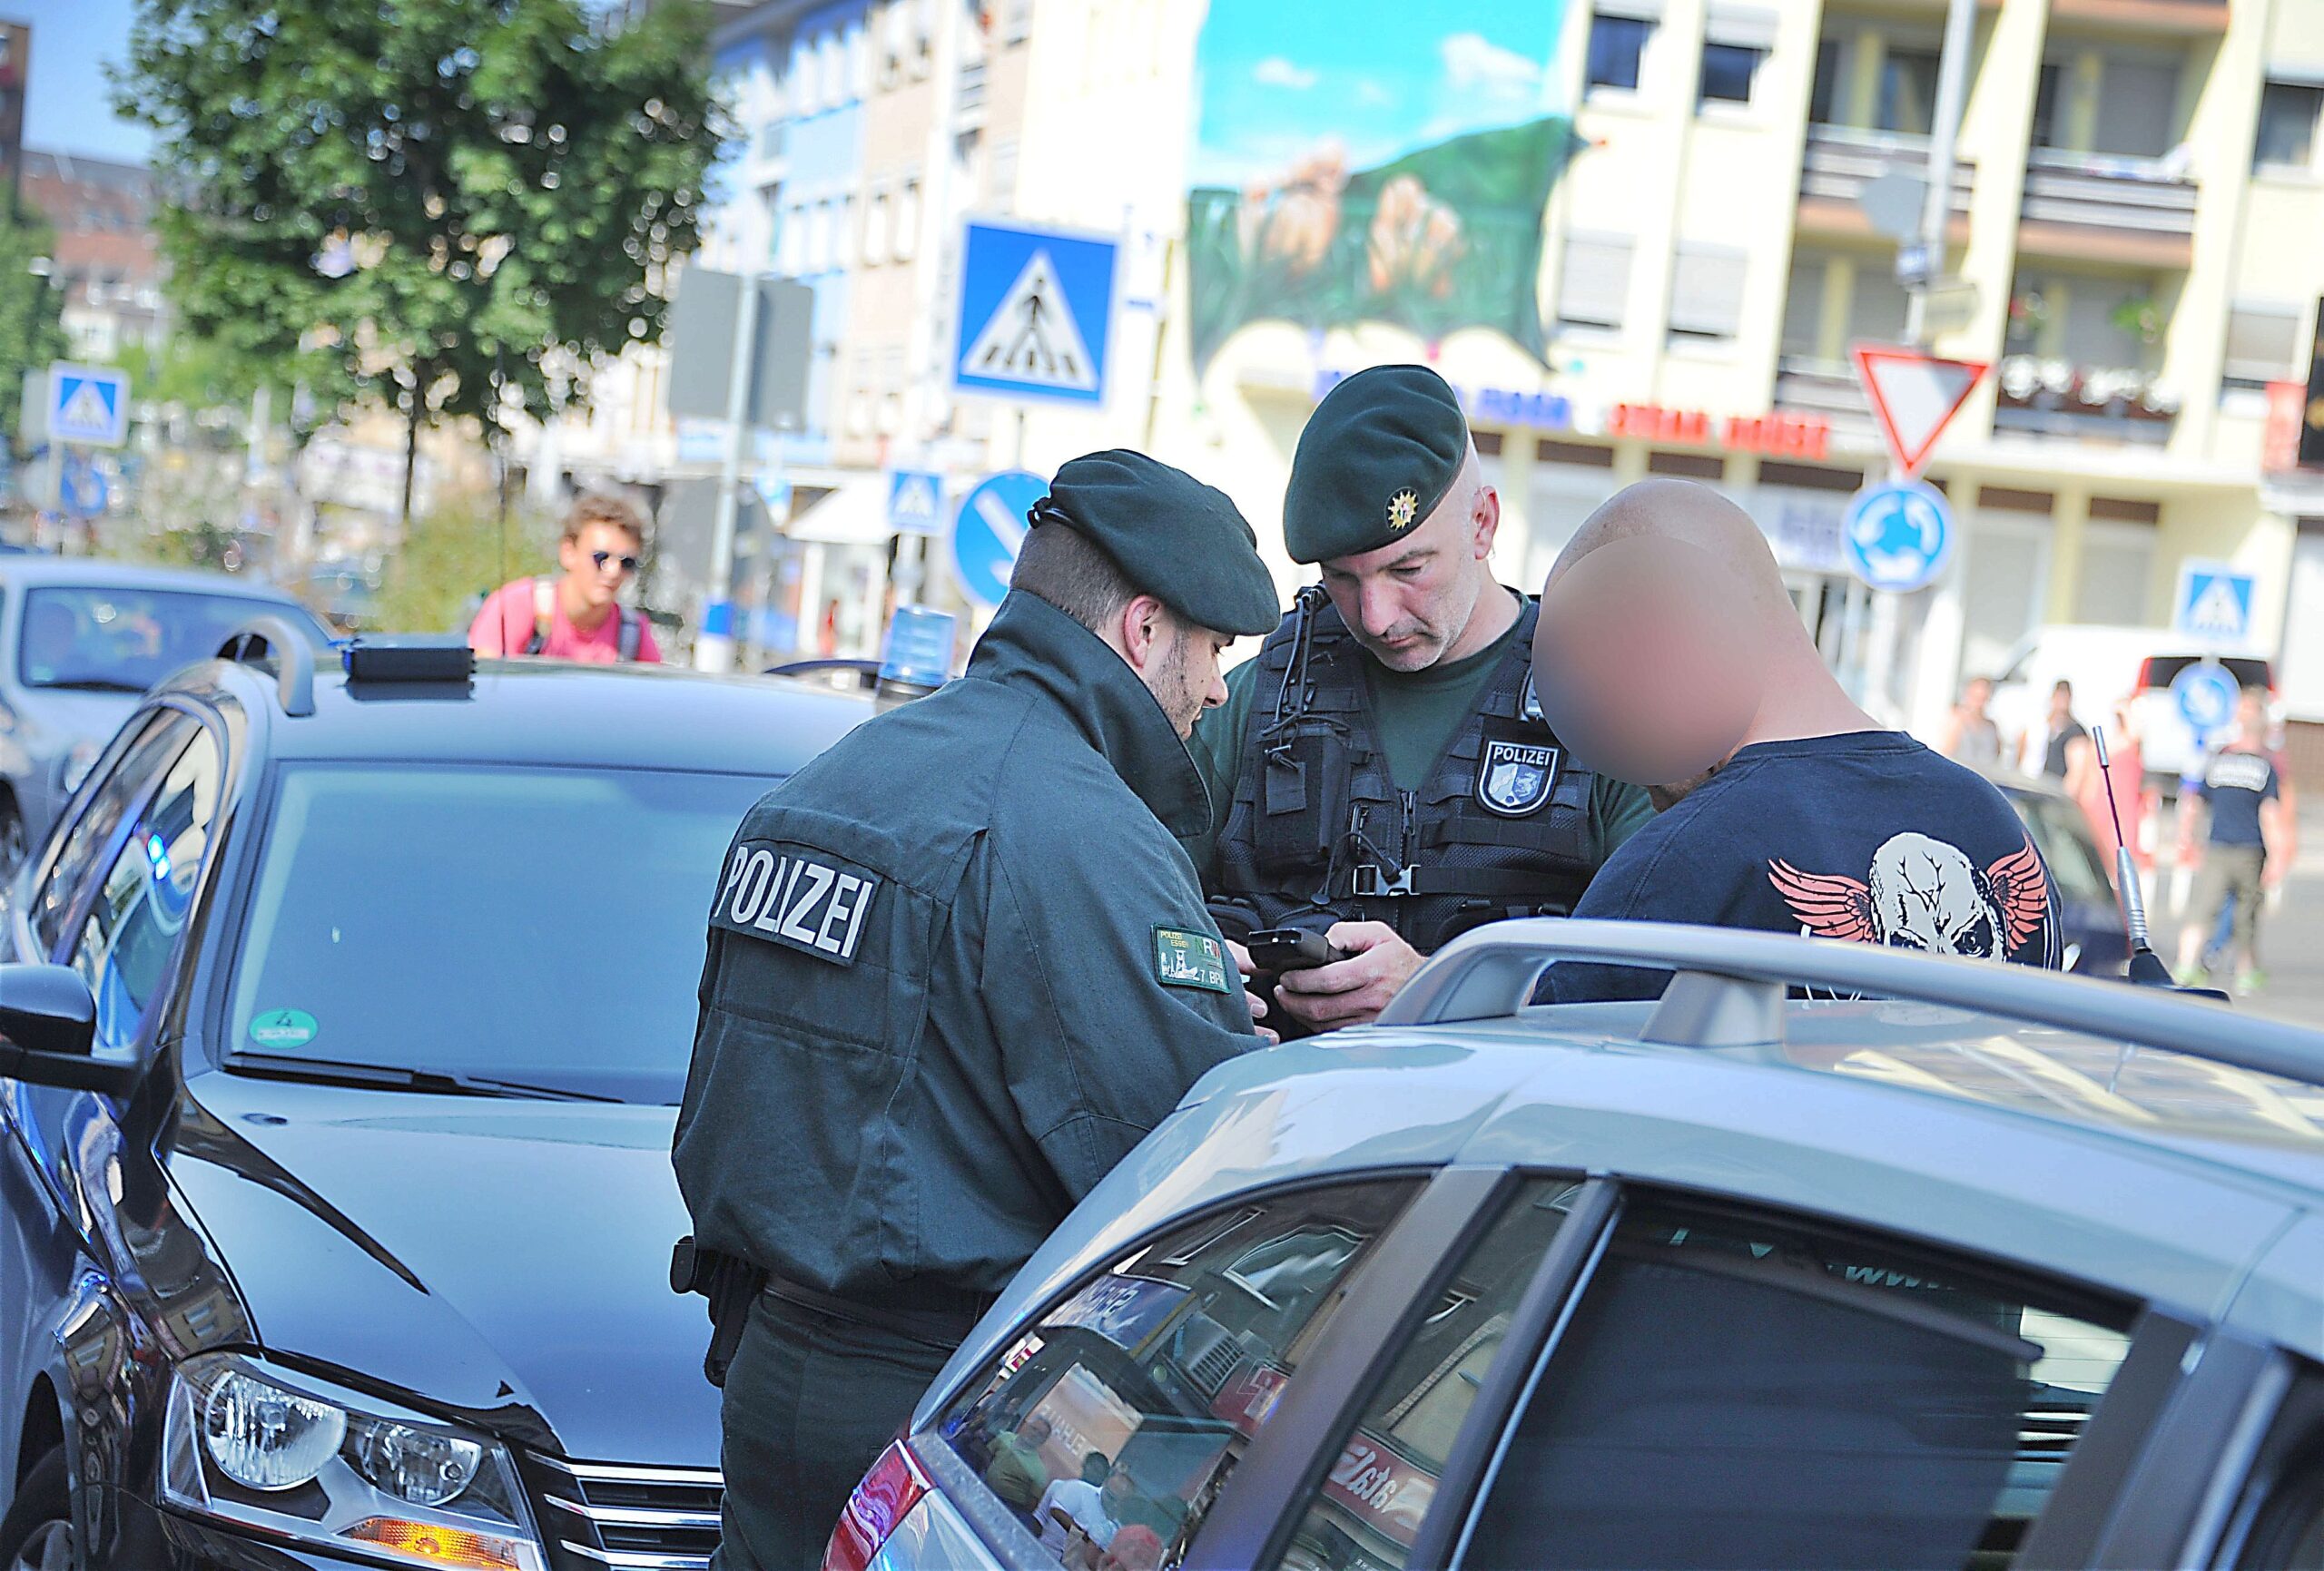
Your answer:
[783,478,897,547]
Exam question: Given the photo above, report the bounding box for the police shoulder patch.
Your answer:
[713,840,881,966]
[1153,927,1232,994]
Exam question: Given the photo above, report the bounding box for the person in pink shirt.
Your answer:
[468,492,665,663]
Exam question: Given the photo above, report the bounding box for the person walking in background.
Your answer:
[468,492,663,663]
[1940,676,2004,773]
[2177,687,2297,993]
[2024,679,2089,787]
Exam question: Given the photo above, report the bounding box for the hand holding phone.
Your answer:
[1244,927,1353,972]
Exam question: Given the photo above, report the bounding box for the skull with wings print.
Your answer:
[1768,832,2051,960]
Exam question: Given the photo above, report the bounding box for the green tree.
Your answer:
[116,0,729,516]
[0,210,69,451]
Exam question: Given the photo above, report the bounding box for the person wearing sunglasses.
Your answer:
[468,491,664,663]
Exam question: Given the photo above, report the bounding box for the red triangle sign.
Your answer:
[1851,343,1989,477]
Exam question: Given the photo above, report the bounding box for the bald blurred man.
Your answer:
[1531,479,2061,1000]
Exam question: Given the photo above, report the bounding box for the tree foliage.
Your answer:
[114,0,730,441]
[0,210,70,450]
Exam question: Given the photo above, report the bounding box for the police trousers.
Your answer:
[713,1292,950,1571]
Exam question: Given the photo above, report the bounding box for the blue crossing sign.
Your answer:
[2171,662,2241,739]
[951,469,1045,607]
[887,468,946,535]
[1843,479,1953,593]
[57,457,106,516]
[953,219,1118,407]
[46,362,130,447]
[2172,560,2255,646]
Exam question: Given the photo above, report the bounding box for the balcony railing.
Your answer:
[2017,148,2196,267]
[1773,358,1875,430]
[1797,125,1973,238]
[1992,355,2177,446]
[2046,0,2227,34]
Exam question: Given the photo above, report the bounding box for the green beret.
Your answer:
[1284,364,1470,564]
[1036,450,1280,637]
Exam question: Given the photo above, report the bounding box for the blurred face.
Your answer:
[2238,692,2269,741]
[1964,678,1993,713]
[1102,1465,1136,1504]
[1147,614,1234,741]
[1019,1419,1052,1449]
[559,522,642,611]
[1318,475,1497,672]
[2049,683,2073,721]
[1532,535,1758,791]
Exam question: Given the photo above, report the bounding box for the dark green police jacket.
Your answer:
[673,591,1259,1301]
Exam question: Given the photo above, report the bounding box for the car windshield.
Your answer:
[20,585,325,692]
[223,761,769,1103]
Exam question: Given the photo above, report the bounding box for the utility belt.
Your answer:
[672,1236,992,1386]
[1336,863,1566,900]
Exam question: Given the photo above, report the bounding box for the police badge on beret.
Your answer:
[1478,740,1561,818]
[1387,488,1420,533]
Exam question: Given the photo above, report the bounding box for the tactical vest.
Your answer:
[1211,588,1598,953]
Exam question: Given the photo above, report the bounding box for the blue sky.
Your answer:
[9,0,153,163]
[1191,0,1569,190]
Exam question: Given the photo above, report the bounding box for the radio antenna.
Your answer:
[2093,727,2176,987]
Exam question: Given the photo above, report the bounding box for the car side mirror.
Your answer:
[0,963,136,1095]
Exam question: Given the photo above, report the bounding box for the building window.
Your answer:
[1699,42,1763,105]
[2223,302,2304,388]
[2074,519,2157,625]
[1556,231,1632,333]
[2091,54,2178,159]
[1876,48,1939,136]
[1003,0,1032,44]
[1586,14,1652,94]
[1779,254,1825,360]
[808,200,833,273]
[779,203,806,275]
[864,190,891,264]
[1808,36,1844,124]
[1668,241,1747,342]
[2031,63,2063,149]
[894,178,921,260]
[2255,81,2323,174]
[836,194,857,269]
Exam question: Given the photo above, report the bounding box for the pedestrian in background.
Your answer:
[674,450,1279,1571]
[2073,692,2150,883]
[2178,687,2297,992]
[468,491,662,663]
[2024,679,2089,789]
[1940,675,2004,773]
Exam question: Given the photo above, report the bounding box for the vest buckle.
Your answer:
[1352,864,1415,898]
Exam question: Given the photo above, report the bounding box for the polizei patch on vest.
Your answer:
[714,841,880,965]
[1153,927,1233,993]
[1477,740,1561,818]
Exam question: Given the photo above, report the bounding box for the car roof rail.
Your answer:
[216,616,319,718]
[1377,918,2324,1091]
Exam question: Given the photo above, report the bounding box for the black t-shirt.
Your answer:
[2193,746,2280,848]
[2041,718,2087,780]
[1551,731,2061,1002]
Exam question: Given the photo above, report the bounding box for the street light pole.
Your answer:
[696,269,764,673]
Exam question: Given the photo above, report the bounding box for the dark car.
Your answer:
[1996,777,2131,976]
[0,560,333,878]
[0,628,873,1570]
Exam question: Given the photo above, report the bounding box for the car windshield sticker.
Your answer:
[1154,927,1232,994]
[714,841,880,966]
[249,1008,319,1050]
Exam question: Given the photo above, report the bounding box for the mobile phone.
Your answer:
[1245,927,1351,972]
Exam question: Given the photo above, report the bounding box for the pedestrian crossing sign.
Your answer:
[46,362,131,447]
[952,218,1118,407]
[2172,560,2255,647]
[886,468,946,535]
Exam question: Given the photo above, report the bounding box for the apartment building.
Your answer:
[1154,0,2324,738]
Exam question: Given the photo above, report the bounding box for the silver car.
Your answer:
[824,921,2324,1571]
[0,558,330,872]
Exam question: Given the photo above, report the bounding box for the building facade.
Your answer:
[21,150,165,362]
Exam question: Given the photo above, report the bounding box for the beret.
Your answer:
[1034,450,1281,637]
[1283,364,1470,564]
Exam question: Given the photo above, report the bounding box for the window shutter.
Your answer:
[1558,231,1632,329]
[1669,242,1747,338]
[2225,303,2303,382]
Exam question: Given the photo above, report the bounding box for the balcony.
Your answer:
[2046,0,2227,34]
[1992,356,2177,447]
[956,59,987,127]
[1797,125,1973,241]
[2017,148,2196,268]
[1773,357,1875,432]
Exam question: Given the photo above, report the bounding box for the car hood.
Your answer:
[165,1070,720,1466]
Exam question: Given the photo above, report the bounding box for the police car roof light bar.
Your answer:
[1376,918,2324,1092]
[216,617,319,718]
[342,635,474,685]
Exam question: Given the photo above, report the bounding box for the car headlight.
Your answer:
[59,740,101,796]
[162,1351,544,1571]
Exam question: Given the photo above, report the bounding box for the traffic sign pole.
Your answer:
[696,270,765,674]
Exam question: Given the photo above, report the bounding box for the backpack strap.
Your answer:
[617,606,642,663]
[526,578,555,656]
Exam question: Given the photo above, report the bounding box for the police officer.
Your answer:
[673,449,1280,1571]
[1187,364,1655,1031]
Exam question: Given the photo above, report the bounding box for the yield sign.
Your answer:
[1851,343,1988,477]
